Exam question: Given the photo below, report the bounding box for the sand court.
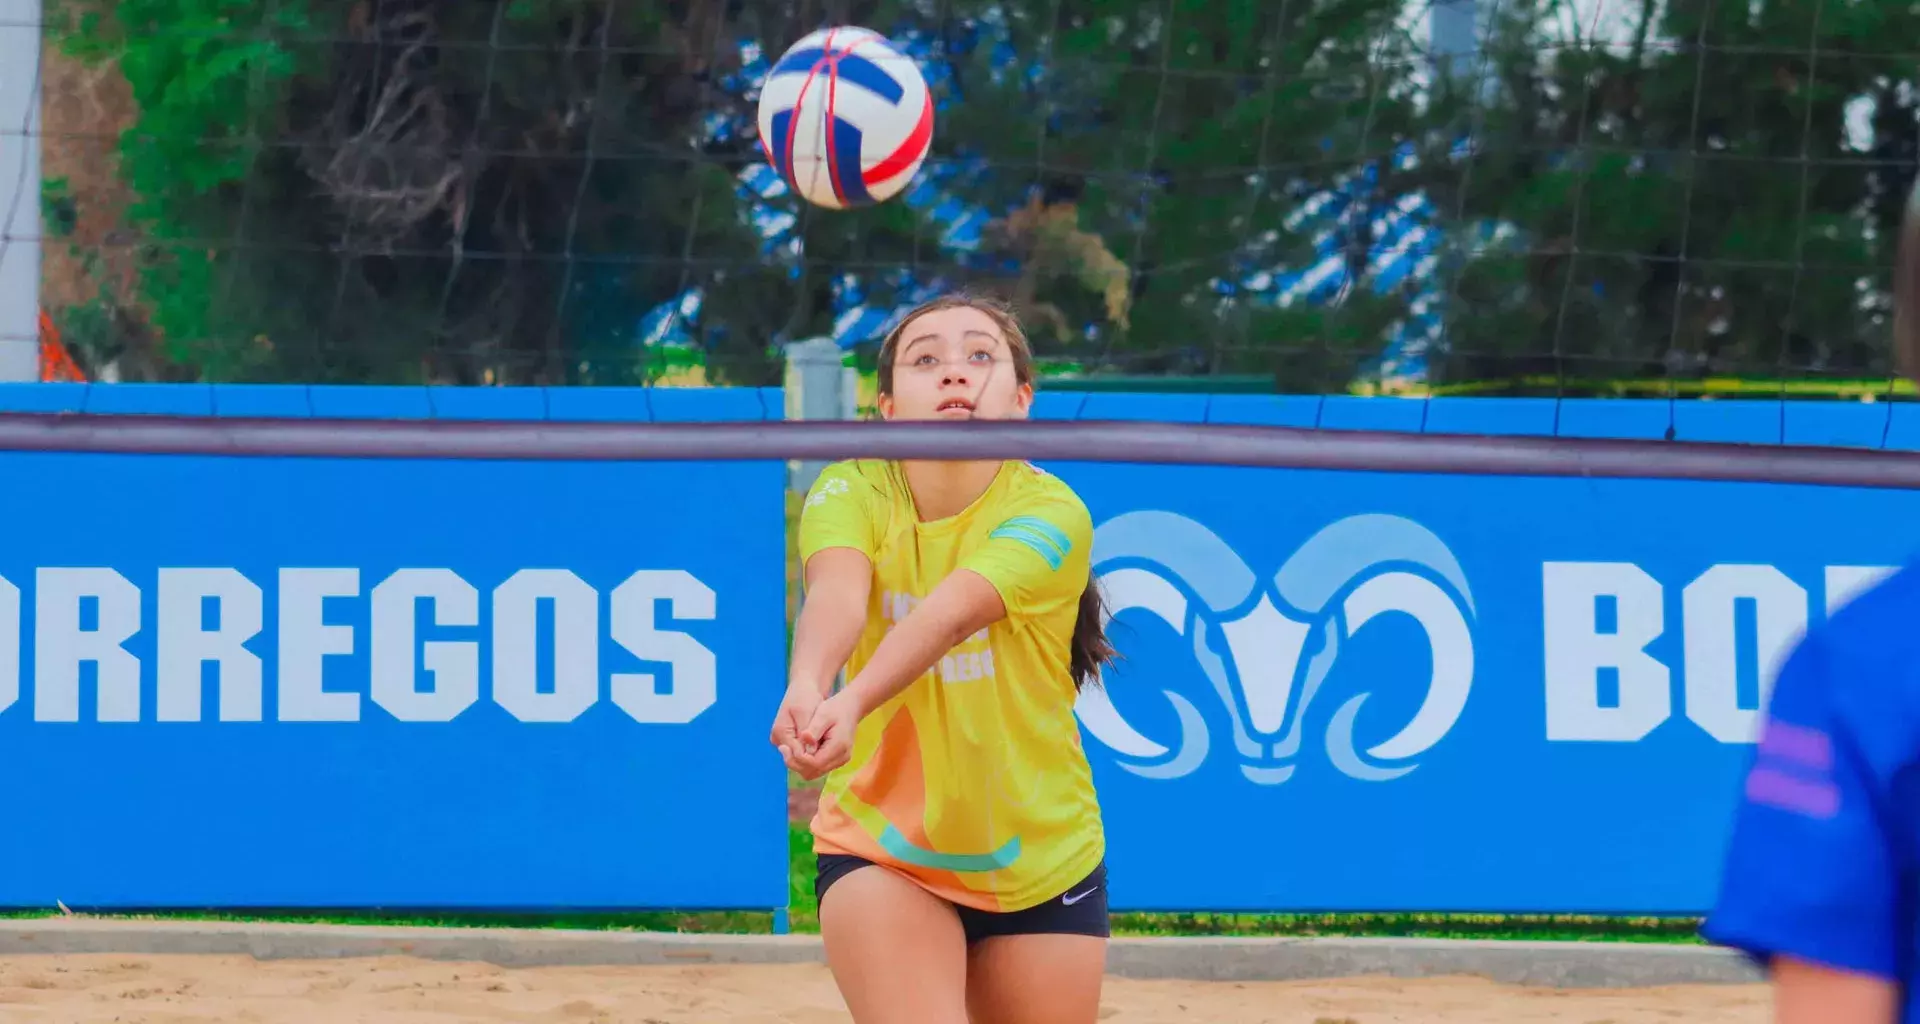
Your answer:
[0,953,1769,1022]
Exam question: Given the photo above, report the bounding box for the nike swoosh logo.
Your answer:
[1061,887,1100,906]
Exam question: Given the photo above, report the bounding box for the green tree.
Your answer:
[1423,0,1918,392]
[47,0,1435,388]
[811,0,1435,390]
[50,0,774,384]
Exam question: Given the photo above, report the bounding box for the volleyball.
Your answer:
[756,27,934,210]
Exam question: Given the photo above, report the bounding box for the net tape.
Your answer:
[4,414,1919,491]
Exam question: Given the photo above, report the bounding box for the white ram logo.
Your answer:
[1074,512,1476,783]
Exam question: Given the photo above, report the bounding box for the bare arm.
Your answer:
[1774,956,1898,1024]
[836,569,1007,719]
[789,567,1010,779]
[789,547,874,697]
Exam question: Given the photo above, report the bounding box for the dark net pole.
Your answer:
[1898,176,1920,385]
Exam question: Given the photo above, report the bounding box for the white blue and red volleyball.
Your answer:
[755,27,934,210]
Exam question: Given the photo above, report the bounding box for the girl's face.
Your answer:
[878,306,1033,422]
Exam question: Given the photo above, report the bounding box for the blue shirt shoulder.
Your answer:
[1703,561,1920,1000]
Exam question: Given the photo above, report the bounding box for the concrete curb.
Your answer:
[0,920,822,969]
[1103,935,1762,987]
[0,919,1761,988]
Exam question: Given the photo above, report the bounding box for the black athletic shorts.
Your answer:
[815,854,1110,944]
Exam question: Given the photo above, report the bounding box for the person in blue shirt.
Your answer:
[1701,180,1920,1023]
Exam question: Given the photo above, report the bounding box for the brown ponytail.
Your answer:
[1069,577,1118,692]
[874,292,1120,692]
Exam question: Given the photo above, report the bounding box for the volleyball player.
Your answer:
[1701,179,1920,1023]
[768,294,1116,1024]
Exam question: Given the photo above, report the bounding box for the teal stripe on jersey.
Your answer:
[989,523,1064,570]
[878,825,1023,872]
[1000,515,1072,559]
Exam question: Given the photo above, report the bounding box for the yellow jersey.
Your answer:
[797,458,1106,912]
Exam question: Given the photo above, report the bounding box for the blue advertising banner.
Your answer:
[1034,395,1920,913]
[3,382,1916,917]
[0,385,788,910]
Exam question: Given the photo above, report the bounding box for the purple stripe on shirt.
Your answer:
[1757,720,1833,772]
[1746,766,1840,820]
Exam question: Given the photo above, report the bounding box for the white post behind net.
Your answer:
[0,0,38,382]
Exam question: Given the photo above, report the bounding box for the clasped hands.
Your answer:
[770,681,862,781]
